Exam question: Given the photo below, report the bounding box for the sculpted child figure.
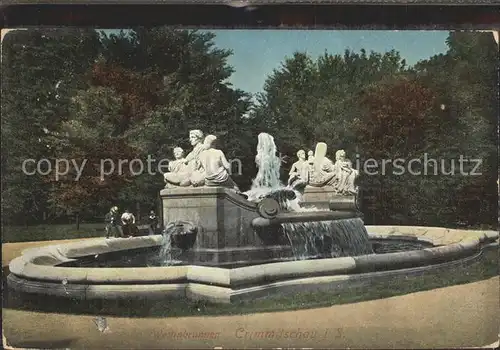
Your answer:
[168,147,187,173]
[163,147,188,188]
[308,156,337,187]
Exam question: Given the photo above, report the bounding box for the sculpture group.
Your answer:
[163,129,359,196]
[163,129,239,191]
[287,147,359,195]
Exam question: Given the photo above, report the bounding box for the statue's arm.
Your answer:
[184,151,194,164]
[220,151,231,171]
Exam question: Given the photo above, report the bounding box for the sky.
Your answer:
[97,29,450,96]
[203,30,450,95]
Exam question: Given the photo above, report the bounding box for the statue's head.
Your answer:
[308,150,314,158]
[203,134,217,149]
[173,147,184,159]
[335,149,346,161]
[297,149,306,160]
[111,206,118,213]
[189,129,204,146]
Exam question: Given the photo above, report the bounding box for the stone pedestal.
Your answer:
[160,187,292,266]
[302,186,358,210]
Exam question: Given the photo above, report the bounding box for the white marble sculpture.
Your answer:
[332,149,359,195]
[197,134,240,190]
[164,130,205,188]
[168,147,187,173]
[163,130,241,192]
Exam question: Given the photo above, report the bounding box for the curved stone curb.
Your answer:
[7,226,498,303]
[7,248,484,304]
[366,225,499,245]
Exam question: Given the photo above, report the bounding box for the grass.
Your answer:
[4,247,498,318]
[1,223,105,243]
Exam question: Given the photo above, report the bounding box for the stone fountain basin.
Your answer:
[7,226,498,304]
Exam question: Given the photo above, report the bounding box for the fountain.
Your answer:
[158,131,372,266]
[6,129,498,304]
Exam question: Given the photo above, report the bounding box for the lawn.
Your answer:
[1,223,105,243]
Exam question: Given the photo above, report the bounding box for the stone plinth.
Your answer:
[302,186,357,210]
[160,186,292,266]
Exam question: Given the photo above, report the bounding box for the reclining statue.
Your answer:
[163,147,188,188]
[308,156,337,188]
[293,145,359,196]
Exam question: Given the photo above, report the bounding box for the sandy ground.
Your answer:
[3,240,499,349]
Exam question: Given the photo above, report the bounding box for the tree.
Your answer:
[1,28,100,225]
[412,31,498,227]
[46,27,255,222]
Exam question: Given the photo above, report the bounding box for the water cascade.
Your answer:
[282,217,373,259]
[246,132,373,259]
[245,132,310,212]
[158,222,189,266]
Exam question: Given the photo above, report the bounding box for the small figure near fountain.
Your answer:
[105,206,123,239]
[197,134,240,191]
[121,209,137,237]
[148,210,159,235]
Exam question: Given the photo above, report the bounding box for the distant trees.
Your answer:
[2,28,253,224]
[1,28,101,224]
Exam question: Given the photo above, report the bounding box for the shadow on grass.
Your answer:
[3,248,498,319]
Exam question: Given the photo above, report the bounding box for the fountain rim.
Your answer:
[7,226,498,291]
